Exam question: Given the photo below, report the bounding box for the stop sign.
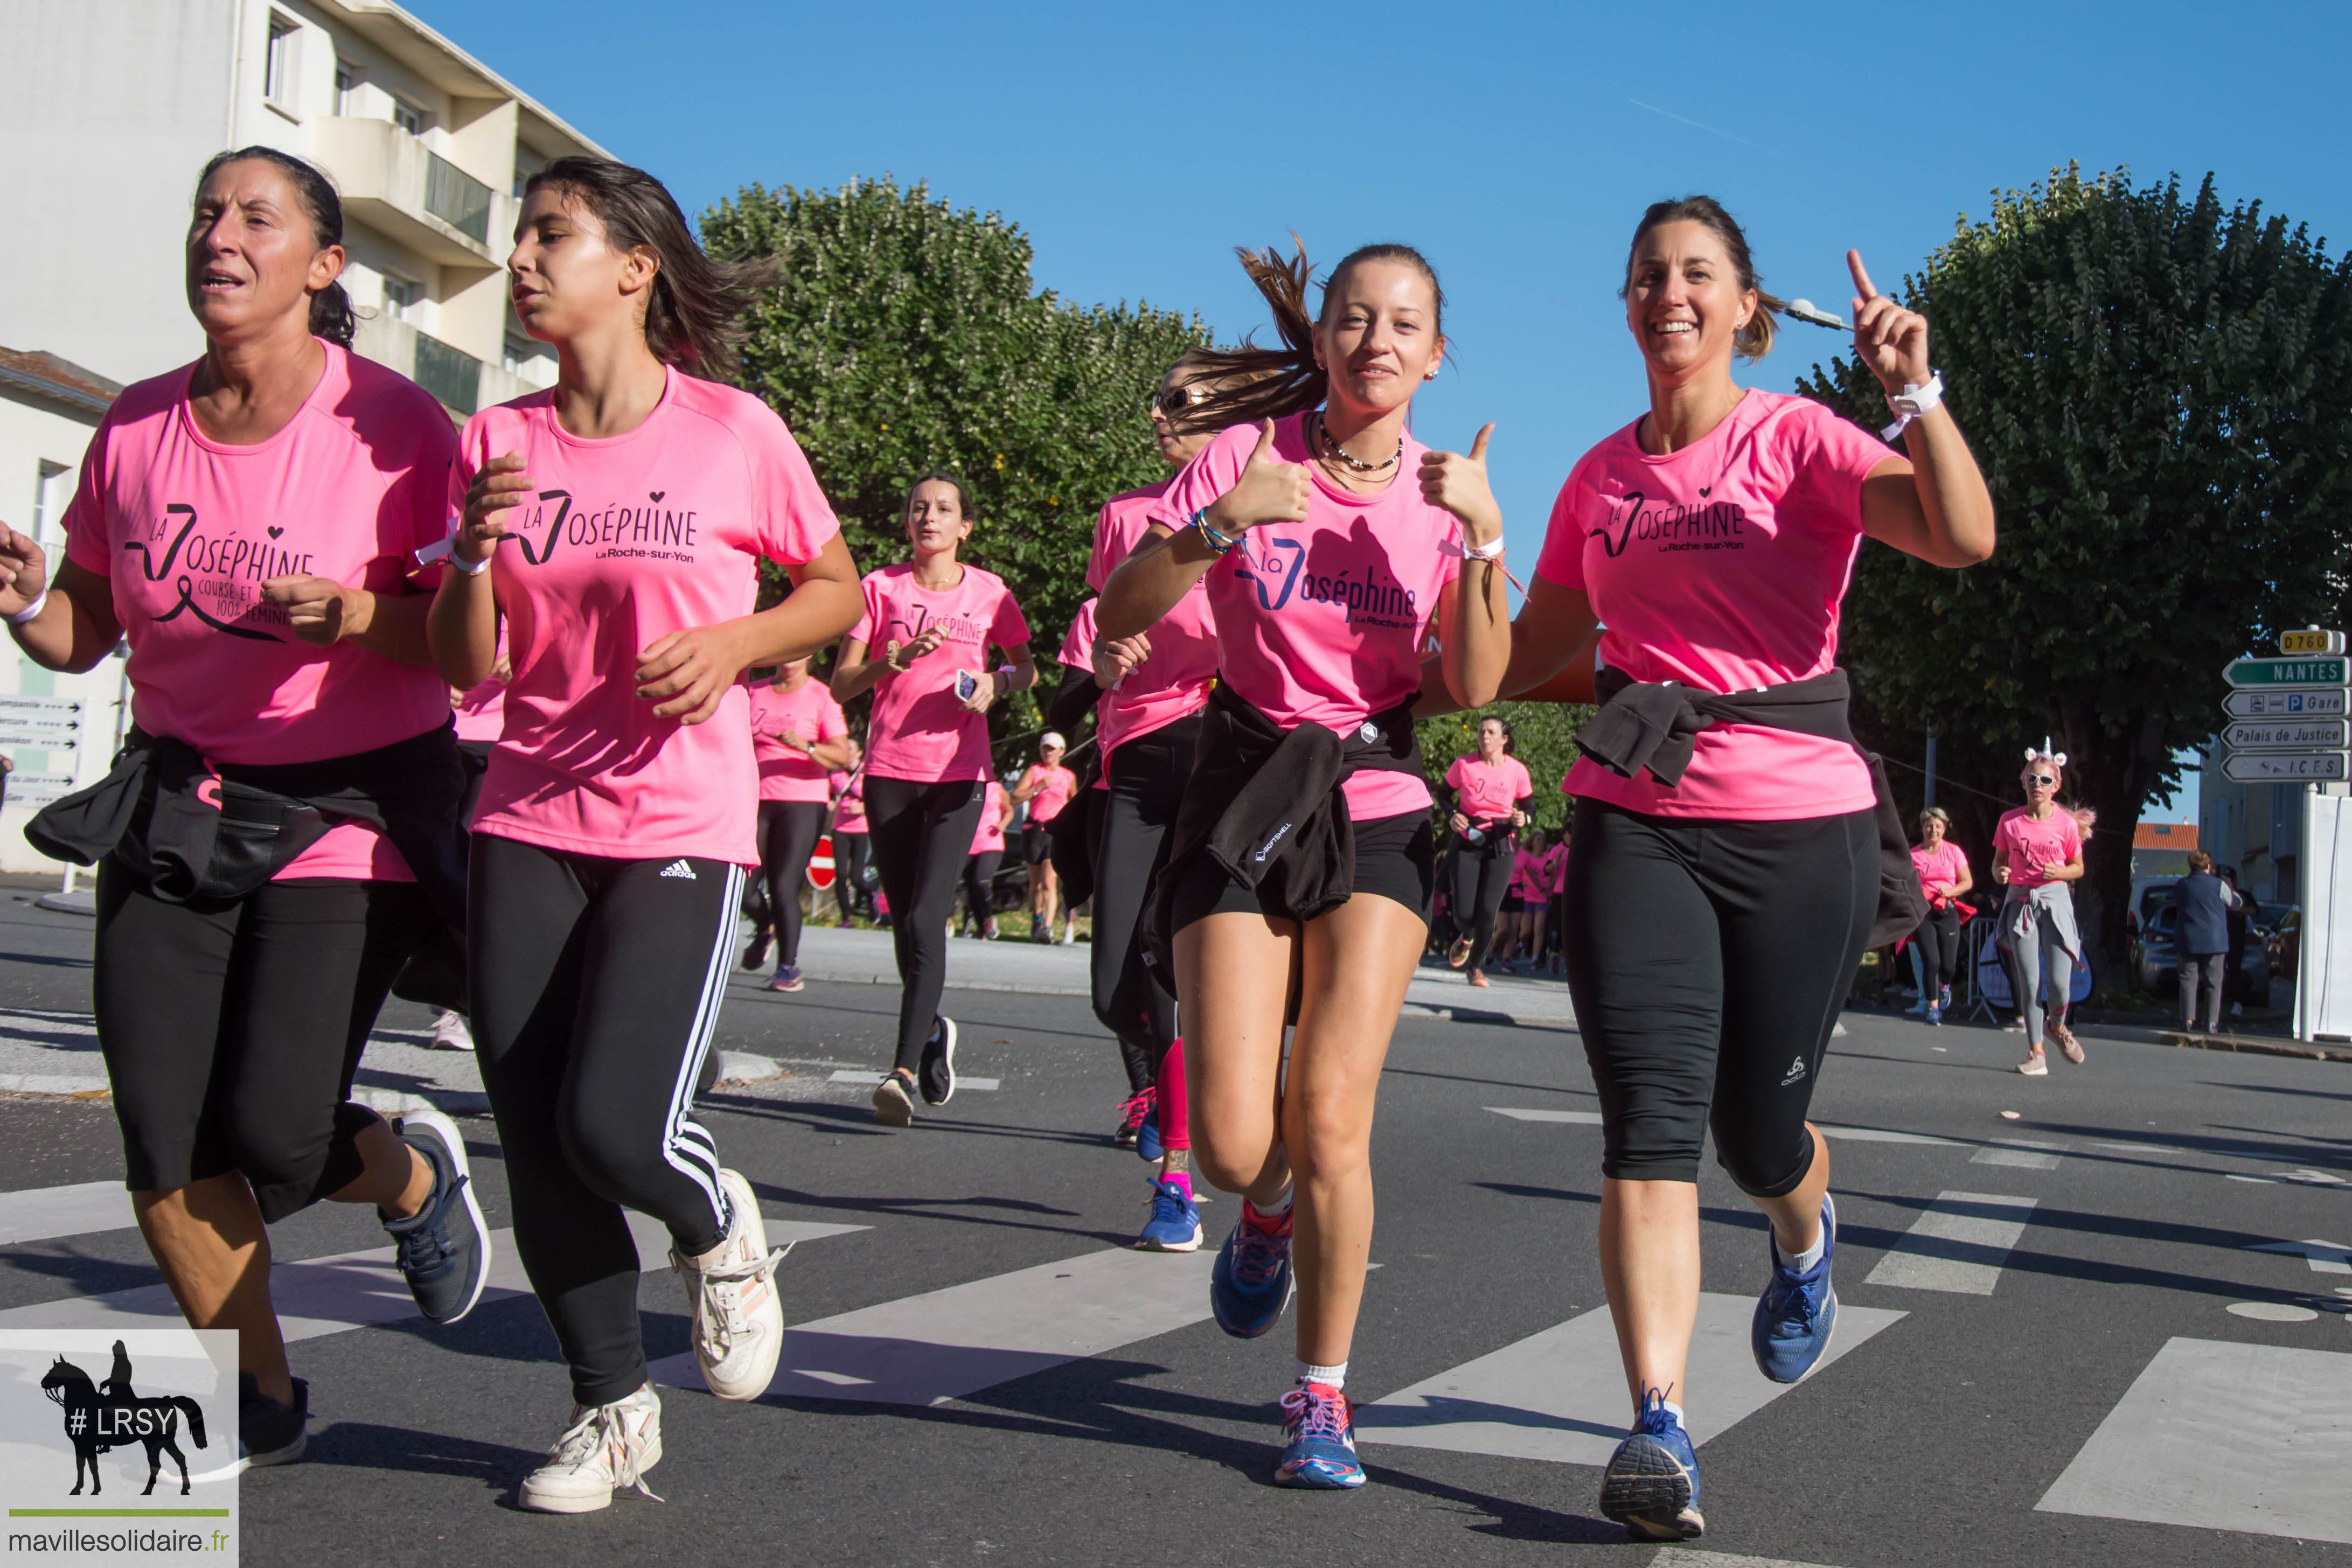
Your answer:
[805,833,837,890]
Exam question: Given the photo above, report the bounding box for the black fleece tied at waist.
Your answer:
[1142,681,1423,978]
[1574,666,1926,947]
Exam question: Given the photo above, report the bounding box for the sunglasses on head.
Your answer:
[1146,382,1213,418]
[2027,773,2056,786]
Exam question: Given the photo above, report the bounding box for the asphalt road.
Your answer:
[3,888,2350,1567]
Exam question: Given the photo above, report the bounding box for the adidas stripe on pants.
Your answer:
[469,834,741,1406]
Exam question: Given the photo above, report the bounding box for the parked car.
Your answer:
[2266,909,2302,992]
[2129,899,2278,1007]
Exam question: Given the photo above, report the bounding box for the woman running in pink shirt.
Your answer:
[742,657,854,991]
[1497,198,1995,1539]
[962,777,1013,938]
[430,156,861,1513]
[1441,716,1533,986]
[831,475,1036,1127]
[1102,240,1510,1488]
[1012,733,1078,941]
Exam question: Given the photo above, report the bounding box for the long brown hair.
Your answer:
[525,156,777,378]
[1622,195,1784,360]
[1170,239,1445,433]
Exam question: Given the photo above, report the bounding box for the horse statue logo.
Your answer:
[38,1340,209,1496]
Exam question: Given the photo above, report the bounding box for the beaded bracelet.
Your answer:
[1191,509,1237,556]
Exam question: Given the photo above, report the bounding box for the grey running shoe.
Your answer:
[918,1015,958,1105]
[235,1373,309,1471]
[873,1069,916,1127]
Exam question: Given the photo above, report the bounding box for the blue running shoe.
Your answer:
[1208,1199,1293,1338]
[1275,1381,1364,1489]
[382,1107,491,1325]
[1136,1178,1202,1252]
[1752,1194,1839,1384]
[1136,1097,1165,1163]
[1599,1389,1701,1540]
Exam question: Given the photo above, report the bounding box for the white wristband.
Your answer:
[1464,535,1506,561]
[1880,371,1945,441]
[6,589,47,627]
[446,548,492,577]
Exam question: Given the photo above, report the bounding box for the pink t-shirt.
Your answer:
[830,770,867,834]
[453,371,840,867]
[971,780,1008,854]
[851,562,1031,785]
[1088,480,1219,766]
[1911,840,1969,901]
[747,677,847,803]
[1546,841,1570,895]
[1021,763,1077,824]
[1536,391,1892,820]
[1445,754,1534,822]
[1993,807,2082,890]
[1511,848,1546,899]
[453,678,505,743]
[1153,414,1462,820]
[62,342,455,881]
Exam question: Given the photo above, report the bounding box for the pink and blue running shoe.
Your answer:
[1599,1388,1702,1540]
[1136,1177,1202,1252]
[1208,1199,1293,1338]
[1274,1381,1363,1489]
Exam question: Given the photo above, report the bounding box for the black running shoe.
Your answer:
[741,928,772,971]
[918,1015,958,1106]
[235,1373,309,1471]
[381,1107,492,1325]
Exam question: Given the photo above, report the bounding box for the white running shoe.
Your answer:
[518,1384,663,1514]
[429,1009,475,1052]
[671,1168,787,1402]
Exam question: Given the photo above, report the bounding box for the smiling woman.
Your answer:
[0,143,495,1476]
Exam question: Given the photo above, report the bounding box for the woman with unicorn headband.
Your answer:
[1991,740,2094,1075]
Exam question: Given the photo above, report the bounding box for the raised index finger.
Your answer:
[1847,249,1878,302]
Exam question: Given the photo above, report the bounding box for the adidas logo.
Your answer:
[659,860,698,880]
[1781,1055,1808,1086]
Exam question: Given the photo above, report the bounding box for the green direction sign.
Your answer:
[2224,656,2350,688]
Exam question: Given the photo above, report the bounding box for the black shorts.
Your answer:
[1169,810,1437,932]
[1500,893,1526,914]
[1022,824,1054,866]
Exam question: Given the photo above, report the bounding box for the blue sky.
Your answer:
[410,0,2350,819]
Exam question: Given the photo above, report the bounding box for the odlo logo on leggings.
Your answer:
[1781,1056,1808,1086]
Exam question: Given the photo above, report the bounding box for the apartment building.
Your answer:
[0,1,613,871]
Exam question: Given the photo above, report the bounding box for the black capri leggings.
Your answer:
[469,833,742,1406]
[865,775,987,1074]
[1092,719,1195,1092]
[1913,905,1962,1001]
[1563,800,1876,1195]
[1447,831,1514,963]
[755,799,827,966]
[963,851,1002,927]
[832,830,871,921]
[94,863,428,1221]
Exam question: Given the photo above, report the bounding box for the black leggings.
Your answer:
[1913,905,1961,999]
[755,799,827,965]
[963,851,1002,926]
[94,864,427,1222]
[1563,800,1875,1195]
[1092,719,1195,1091]
[1447,832,1514,963]
[832,830,871,920]
[469,834,740,1406]
[865,775,987,1074]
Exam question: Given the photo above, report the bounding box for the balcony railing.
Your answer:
[424,152,493,245]
[412,330,481,415]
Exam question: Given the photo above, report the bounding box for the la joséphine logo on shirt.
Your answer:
[124,501,316,642]
[1589,489,1751,559]
[1228,533,1419,631]
[886,605,987,647]
[505,488,701,567]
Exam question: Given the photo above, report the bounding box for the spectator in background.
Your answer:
[2171,848,2239,1033]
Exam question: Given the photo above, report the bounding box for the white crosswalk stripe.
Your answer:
[1354,1294,1905,1464]
[2038,1336,2352,1545]
[1484,1108,1964,1146]
[1652,1552,1850,1568]
[1862,1191,2038,1295]
[0,1179,135,1244]
[651,1244,1217,1404]
[1972,1137,2065,1169]
[1485,1107,1600,1125]
[830,1069,1000,1092]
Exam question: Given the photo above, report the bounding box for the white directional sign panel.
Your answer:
[0,773,75,809]
[0,695,84,750]
[2224,719,2351,751]
[2225,656,2350,689]
[2227,688,2349,719]
[2221,750,2348,784]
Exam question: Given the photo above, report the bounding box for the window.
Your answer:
[392,97,426,136]
[31,461,69,550]
[264,16,298,108]
[384,275,426,324]
[334,61,359,115]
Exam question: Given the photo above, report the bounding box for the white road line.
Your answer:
[1485,1107,1602,1125]
[0,1211,867,1341]
[1353,1293,1905,1465]
[1652,1552,1851,1568]
[1862,1191,2038,1295]
[1484,1110,1965,1146]
[829,1070,1000,1092]
[651,1243,1217,1405]
[0,1180,136,1245]
[2038,1336,2352,1544]
[1971,1138,2065,1170]
[2247,1239,2352,1275]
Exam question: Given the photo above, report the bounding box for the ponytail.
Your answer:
[1621,194,1783,361]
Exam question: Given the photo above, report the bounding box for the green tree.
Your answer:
[701,177,1210,763]
[1797,165,2352,968]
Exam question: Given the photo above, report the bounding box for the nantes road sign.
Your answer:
[2221,750,2349,784]
[2225,656,2350,689]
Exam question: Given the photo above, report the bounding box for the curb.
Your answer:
[2156,1029,2351,1064]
